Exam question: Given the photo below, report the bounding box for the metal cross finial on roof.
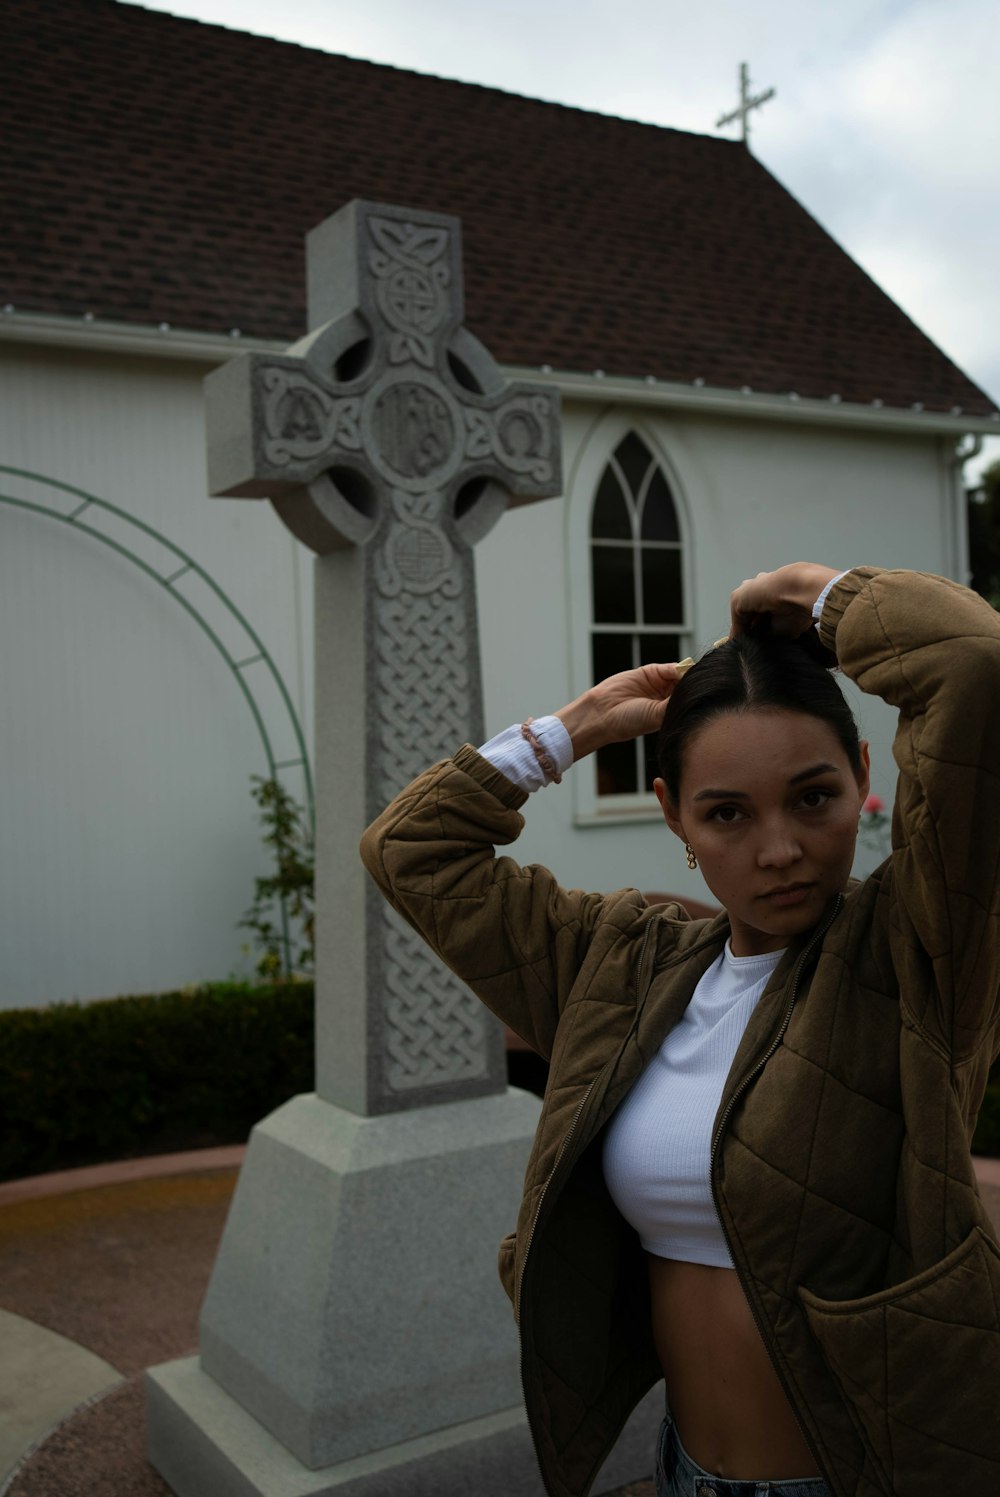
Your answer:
[716,61,776,150]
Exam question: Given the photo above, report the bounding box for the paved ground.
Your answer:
[2,1149,998,1497]
[0,1149,654,1497]
[0,1154,244,1497]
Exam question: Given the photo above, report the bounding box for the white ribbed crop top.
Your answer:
[602,942,782,1268]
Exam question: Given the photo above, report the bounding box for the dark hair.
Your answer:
[656,632,861,801]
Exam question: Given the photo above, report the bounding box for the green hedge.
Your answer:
[1,982,998,1182]
[0,981,314,1182]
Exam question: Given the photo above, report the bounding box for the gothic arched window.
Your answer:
[590,431,689,798]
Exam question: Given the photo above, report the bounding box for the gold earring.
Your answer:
[685,843,697,870]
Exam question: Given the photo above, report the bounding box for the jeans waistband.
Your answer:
[656,1414,831,1497]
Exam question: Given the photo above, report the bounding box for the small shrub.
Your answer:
[241,776,315,980]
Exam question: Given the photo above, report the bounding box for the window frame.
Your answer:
[567,414,694,824]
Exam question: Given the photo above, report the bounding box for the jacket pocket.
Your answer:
[799,1225,1000,1494]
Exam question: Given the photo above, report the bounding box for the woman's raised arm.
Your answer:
[360,659,692,1057]
[817,566,1000,1064]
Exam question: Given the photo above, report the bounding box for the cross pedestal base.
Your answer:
[145,1090,663,1495]
[146,1356,664,1496]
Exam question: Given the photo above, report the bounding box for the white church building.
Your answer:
[2,0,997,1009]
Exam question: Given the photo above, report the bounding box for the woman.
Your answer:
[361,563,1000,1497]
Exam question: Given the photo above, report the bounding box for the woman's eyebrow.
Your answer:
[789,762,839,784]
[692,763,841,802]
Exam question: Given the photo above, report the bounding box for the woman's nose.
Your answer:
[756,822,803,868]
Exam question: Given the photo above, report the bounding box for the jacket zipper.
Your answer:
[709,894,843,1485]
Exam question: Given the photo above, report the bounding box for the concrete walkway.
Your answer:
[0,1310,123,1487]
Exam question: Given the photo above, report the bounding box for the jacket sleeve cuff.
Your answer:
[453,742,530,810]
[816,566,887,656]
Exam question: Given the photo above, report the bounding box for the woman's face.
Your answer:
[655,707,870,957]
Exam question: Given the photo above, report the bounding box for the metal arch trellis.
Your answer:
[0,464,315,975]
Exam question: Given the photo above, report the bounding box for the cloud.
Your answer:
[846,1,1000,190]
[757,0,1000,418]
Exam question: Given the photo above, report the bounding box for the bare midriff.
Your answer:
[647,1255,820,1482]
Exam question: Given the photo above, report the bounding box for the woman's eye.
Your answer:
[799,788,832,809]
[709,804,745,823]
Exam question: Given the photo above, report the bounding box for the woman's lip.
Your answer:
[760,882,814,906]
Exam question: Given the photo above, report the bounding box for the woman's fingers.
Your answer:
[634,660,686,696]
[730,570,783,632]
[595,661,686,740]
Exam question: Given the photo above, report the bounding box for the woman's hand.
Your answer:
[555,661,685,763]
[730,563,841,638]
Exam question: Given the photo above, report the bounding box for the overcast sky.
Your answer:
[128,0,999,482]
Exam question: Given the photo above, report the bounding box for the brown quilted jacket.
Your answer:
[360,568,1000,1497]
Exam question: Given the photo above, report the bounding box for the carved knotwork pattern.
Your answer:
[382,905,487,1090]
[373,520,480,1091]
[367,217,452,370]
[464,395,558,487]
[374,583,469,802]
[261,367,361,469]
[374,492,458,598]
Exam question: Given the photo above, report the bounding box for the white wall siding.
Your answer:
[0,343,961,1006]
[0,345,314,1007]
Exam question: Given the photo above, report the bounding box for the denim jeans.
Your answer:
[654,1414,832,1497]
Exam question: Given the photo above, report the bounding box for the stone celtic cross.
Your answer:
[206,200,561,1115]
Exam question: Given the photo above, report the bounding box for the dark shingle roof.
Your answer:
[3,0,995,415]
